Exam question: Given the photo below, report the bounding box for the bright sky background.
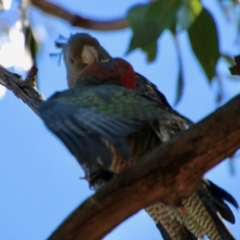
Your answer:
[0,0,240,239]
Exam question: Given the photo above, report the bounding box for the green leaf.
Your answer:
[127,4,160,57]
[145,0,181,24]
[127,0,181,61]
[177,0,202,30]
[174,67,184,105]
[25,26,39,66]
[142,42,158,62]
[188,8,220,81]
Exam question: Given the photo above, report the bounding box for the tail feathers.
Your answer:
[202,194,236,240]
[146,203,197,240]
[204,179,238,224]
[156,222,197,240]
[213,198,235,224]
[171,192,209,239]
[144,179,237,240]
[174,191,235,240]
[206,179,239,209]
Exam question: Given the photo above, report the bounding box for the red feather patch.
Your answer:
[79,58,136,90]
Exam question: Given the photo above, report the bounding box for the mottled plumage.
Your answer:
[49,34,239,239]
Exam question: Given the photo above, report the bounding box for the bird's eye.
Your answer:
[69,58,75,64]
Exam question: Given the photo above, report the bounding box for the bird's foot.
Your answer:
[89,169,114,188]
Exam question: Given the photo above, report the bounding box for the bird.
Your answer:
[47,34,239,239]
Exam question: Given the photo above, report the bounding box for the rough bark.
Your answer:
[0,65,43,115]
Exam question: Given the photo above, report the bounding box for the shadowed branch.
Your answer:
[0,63,240,240]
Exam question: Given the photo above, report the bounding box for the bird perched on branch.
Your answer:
[44,34,239,240]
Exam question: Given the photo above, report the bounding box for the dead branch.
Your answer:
[0,65,44,115]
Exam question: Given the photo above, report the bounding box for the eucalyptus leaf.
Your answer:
[142,42,158,62]
[175,67,184,105]
[177,0,202,30]
[127,4,160,54]
[145,0,180,24]
[188,8,220,81]
[25,26,39,66]
[127,0,181,61]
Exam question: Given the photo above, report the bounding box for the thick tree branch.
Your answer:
[1,66,240,240]
[29,0,128,31]
[47,94,240,240]
[0,65,44,115]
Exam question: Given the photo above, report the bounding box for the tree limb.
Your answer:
[0,66,240,240]
[29,0,128,31]
[47,93,240,240]
[0,65,44,115]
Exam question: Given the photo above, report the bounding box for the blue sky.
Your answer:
[0,0,240,239]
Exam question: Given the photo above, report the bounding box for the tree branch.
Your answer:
[0,66,240,240]
[29,0,128,31]
[229,55,240,75]
[47,93,240,240]
[0,65,44,115]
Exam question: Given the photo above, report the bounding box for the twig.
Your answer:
[229,55,240,75]
[24,65,38,90]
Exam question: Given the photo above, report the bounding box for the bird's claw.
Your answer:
[89,169,114,188]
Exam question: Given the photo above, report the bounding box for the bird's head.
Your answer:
[75,58,136,90]
[62,33,111,88]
